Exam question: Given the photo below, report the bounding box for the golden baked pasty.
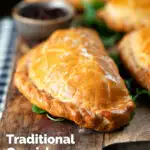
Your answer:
[14,28,135,132]
[97,0,150,32]
[119,28,150,90]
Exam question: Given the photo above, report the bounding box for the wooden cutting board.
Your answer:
[0,38,150,150]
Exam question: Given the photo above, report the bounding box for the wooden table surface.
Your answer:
[0,38,150,150]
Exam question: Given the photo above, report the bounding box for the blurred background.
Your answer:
[0,0,21,16]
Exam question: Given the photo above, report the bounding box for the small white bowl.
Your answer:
[13,0,75,41]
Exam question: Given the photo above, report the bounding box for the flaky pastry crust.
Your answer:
[14,28,135,132]
[119,28,150,90]
[97,0,150,32]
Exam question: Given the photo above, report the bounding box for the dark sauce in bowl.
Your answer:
[19,5,68,20]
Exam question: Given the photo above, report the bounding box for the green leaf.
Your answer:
[124,79,133,92]
[71,16,85,27]
[101,33,122,47]
[82,1,97,25]
[133,89,150,102]
[46,113,65,122]
[92,0,105,10]
[130,111,135,121]
[32,105,65,122]
[109,53,121,66]
[32,105,46,114]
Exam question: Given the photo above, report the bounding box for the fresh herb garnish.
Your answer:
[32,105,65,122]
[46,113,65,122]
[124,79,133,92]
[133,89,150,102]
[109,52,121,67]
[101,34,122,48]
[82,0,97,25]
[130,112,135,121]
[92,0,105,10]
[32,105,46,114]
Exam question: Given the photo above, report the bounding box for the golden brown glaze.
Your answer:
[14,28,135,132]
[119,28,150,91]
[97,0,150,32]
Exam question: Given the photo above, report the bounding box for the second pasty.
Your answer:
[97,0,150,32]
[119,28,150,90]
[14,28,135,132]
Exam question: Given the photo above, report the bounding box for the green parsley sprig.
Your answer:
[32,105,65,122]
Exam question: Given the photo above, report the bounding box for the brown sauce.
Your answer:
[19,5,68,20]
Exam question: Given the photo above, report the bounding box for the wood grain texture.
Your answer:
[0,38,103,150]
[104,100,150,146]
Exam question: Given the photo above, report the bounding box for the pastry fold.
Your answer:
[14,28,135,131]
[98,0,150,32]
[119,28,150,91]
